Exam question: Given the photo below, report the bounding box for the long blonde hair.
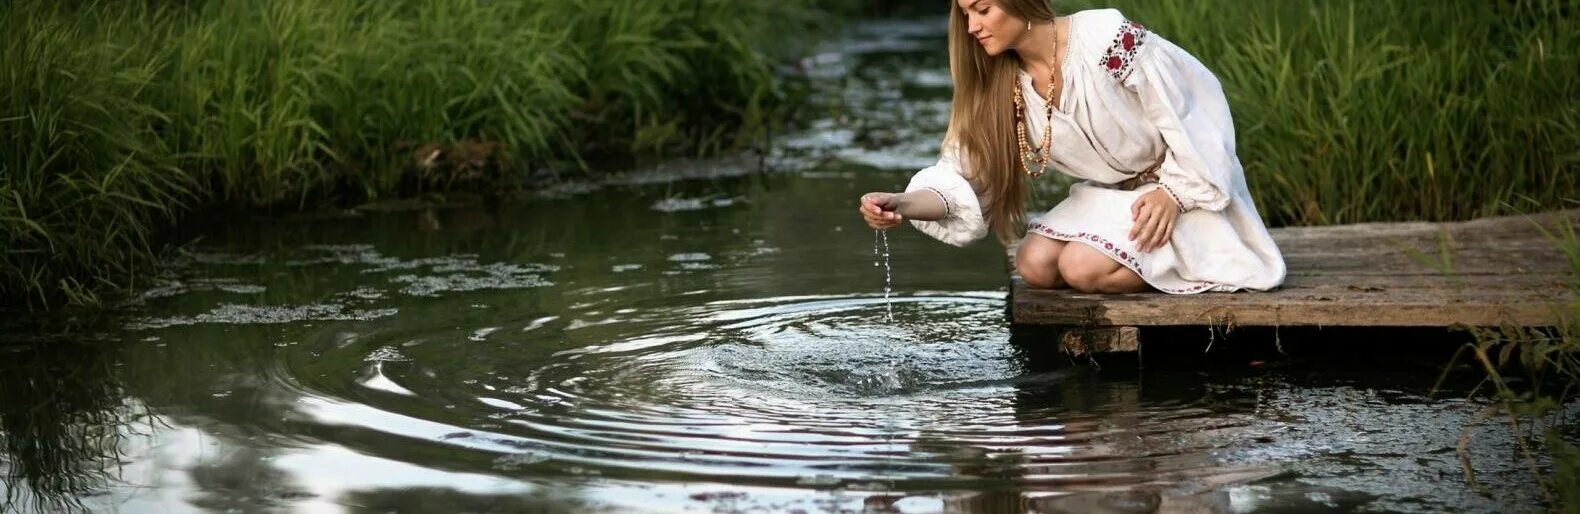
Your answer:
[946,0,1057,244]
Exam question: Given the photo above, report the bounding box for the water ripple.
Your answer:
[259,294,1283,495]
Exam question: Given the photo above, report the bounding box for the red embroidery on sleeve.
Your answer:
[1100,20,1149,82]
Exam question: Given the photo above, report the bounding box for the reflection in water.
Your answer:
[0,14,1559,514]
[0,283,1553,512]
[0,339,130,513]
[340,488,591,514]
[187,446,307,512]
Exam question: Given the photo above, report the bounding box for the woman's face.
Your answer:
[957,0,1023,56]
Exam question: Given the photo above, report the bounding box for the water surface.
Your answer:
[0,17,1551,514]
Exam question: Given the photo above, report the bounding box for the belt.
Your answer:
[1115,160,1164,191]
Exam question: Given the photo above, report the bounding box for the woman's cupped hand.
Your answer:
[859,192,903,230]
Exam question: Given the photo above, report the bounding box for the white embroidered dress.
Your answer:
[905,8,1285,294]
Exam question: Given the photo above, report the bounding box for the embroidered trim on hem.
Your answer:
[1026,221,1219,294]
[1100,20,1149,82]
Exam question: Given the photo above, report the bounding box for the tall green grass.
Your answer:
[0,0,838,308]
[1438,213,1580,511]
[1,3,192,307]
[1069,0,1578,226]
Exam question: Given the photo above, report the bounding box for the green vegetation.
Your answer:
[1,0,835,308]
[1070,0,1577,226]
[5,0,1577,310]
[1439,215,1580,511]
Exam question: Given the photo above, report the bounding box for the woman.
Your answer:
[858,0,1285,294]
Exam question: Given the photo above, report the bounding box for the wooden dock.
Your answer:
[1009,209,1579,354]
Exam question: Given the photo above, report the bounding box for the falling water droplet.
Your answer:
[872,231,881,267]
[873,230,893,321]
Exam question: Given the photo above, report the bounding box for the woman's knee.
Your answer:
[1058,245,1115,293]
[1022,267,1063,289]
[1016,239,1065,289]
[1060,267,1104,293]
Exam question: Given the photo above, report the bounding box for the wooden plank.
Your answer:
[1012,286,1568,327]
[1060,326,1140,356]
[1009,209,1579,328]
[1278,273,1571,289]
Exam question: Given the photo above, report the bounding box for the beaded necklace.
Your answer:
[1013,24,1061,178]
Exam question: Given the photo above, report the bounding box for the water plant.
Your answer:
[1436,208,1580,511]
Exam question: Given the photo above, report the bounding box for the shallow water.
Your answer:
[0,17,1555,514]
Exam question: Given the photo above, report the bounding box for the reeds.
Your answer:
[1438,212,1580,511]
[0,0,837,308]
[1,3,191,307]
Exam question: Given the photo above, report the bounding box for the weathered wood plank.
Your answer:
[1060,326,1140,356]
[1013,286,1566,326]
[1009,209,1579,328]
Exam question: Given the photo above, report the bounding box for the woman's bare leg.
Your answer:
[1015,235,1069,289]
[1056,243,1150,293]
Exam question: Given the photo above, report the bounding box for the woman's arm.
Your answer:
[856,139,990,246]
[858,189,948,231]
[1121,26,1237,213]
[861,189,948,222]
